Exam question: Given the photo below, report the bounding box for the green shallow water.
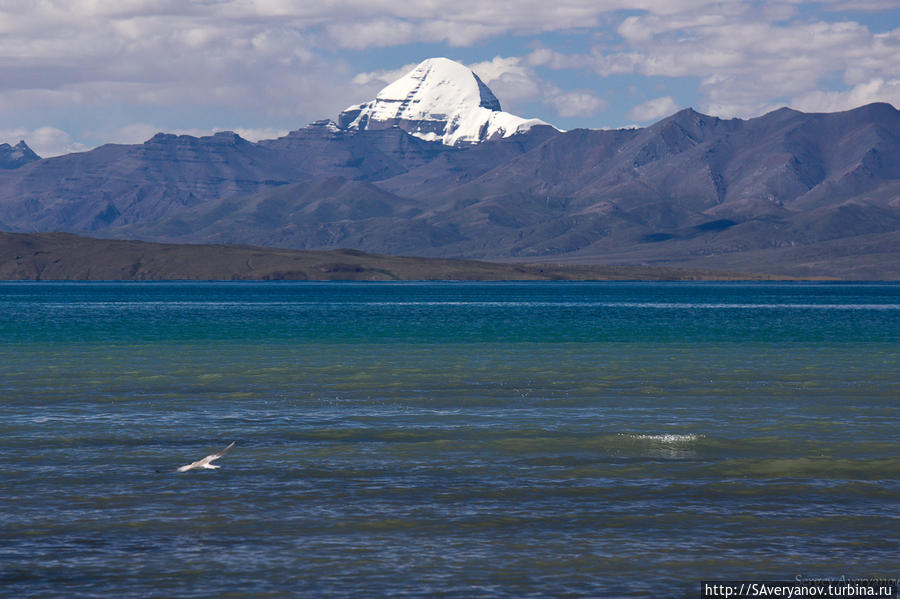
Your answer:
[0,282,898,597]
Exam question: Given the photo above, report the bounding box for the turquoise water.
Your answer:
[1,282,898,597]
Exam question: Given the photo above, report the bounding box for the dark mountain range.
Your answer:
[0,125,445,233]
[133,103,900,278]
[0,59,897,279]
[382,102,900,273]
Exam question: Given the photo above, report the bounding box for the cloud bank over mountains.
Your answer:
[1,1,898,156]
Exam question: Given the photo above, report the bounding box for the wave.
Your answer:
[627,433,703,443]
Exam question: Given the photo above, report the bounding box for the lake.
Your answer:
[1,282,897,597]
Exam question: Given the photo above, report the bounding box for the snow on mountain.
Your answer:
[338,57,553,146]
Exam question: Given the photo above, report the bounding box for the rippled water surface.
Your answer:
[1,282,898,597]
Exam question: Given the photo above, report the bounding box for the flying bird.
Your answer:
[175,441,235,472]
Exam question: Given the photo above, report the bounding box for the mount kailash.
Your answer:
[339,57,550,145]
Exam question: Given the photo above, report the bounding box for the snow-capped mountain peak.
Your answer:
[338,57,553,145]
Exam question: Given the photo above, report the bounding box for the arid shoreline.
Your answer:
[0,232,822,281]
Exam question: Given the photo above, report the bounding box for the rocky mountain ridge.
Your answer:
[0,140,40,169]
[0,59,898,279]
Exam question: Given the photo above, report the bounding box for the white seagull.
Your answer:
[176,441,235,472]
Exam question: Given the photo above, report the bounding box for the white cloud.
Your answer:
[351,63,419,87]
[617,13,730,44]
[526,47,595,70]
[469,56,609,118]
[95,123,165,145]
[469,56,542,107]
[532,5,900,118]
[471,56,609,118]
[545,90,608,118]
[0,126,88,157]
[0,3,360,134]
[792,78,900,113]
[0,0,898,148]
[0,1,765,72]
[469,56,531,84]
[627,96,680,121]
[233,127,292,142]
[326,19,421,49]
[819,0,900,10]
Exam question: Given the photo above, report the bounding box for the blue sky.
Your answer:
[1,0,898,156]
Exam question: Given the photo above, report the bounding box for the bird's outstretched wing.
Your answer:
[176,441,236,472]
[209,441,235,460]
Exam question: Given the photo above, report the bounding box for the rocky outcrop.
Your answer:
[0,141,40,169]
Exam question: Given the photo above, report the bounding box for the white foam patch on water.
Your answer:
[629,434,703,443]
